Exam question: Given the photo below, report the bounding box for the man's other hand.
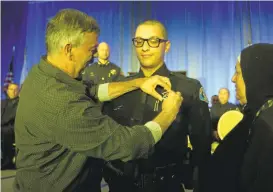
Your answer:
[162,91,183,114]
[140,75,171,101]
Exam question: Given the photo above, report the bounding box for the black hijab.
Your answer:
[240,43,273,114]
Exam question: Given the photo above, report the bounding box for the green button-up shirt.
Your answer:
[14,57,155,192]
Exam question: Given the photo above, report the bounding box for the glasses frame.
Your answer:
[132,37,168,48]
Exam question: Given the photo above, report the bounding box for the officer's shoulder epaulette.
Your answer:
[176,75,208,103]
[170,72,200,86]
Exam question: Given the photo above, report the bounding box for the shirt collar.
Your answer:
[138,63,171,78]
[38,56,83,88]
[98,60,110,67]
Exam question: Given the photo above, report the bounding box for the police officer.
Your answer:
[82,42,123,84]
[210,88,238,140]
[102,20,212,192]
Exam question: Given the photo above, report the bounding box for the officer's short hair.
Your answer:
[138,20,168,39]
[46,9,100,55]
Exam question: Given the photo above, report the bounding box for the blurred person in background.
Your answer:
[210,95,219,108]
[210,88,238,140]
[1,83,20,169]
[82,42,124,85]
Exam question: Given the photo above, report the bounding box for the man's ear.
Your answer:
[165,41,171,53]
[64,44,73,60]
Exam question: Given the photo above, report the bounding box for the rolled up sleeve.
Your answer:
[145,121,162,143]
[87,83,111,102]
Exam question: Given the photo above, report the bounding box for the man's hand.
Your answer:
[162,91,183,114]
[140,75,172,101]
[152,91,183,133]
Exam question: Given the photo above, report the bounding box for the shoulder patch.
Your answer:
[199,87,208,103]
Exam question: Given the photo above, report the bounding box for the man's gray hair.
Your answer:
[46,9,100,54]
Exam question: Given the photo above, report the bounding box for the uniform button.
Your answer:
[160,176,164,180]
[102,77,104,80]
[172,175,175,179]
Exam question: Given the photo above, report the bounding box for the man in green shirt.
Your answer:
[14,9,183,192]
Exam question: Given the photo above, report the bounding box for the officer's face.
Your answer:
[97,43,110,61]
[66,32,98,78]
[134,24,170,69]
[7,84,19,99]
[232,61,247,105]
[218,89,229,104]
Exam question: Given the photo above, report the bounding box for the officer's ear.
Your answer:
[165,41,171,53]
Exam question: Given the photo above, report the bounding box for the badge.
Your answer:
[111,69,117,75]
[89,72,94,77]
[108,69,117,77]
[199,87,208,103]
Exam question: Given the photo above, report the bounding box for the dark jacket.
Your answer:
[210,102,238,130]
[1,97,19,130]
[103,64,212,191]
[206,44,273,192]
[1,96,19,168]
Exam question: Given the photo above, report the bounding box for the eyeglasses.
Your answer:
[132,37,168,48]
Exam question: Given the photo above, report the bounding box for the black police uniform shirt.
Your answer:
[210,102,238,130]
[82,61,122,84]
[103,64,212,184]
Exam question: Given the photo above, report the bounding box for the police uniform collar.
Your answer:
[138,63,170,77]
[98,60,110,67]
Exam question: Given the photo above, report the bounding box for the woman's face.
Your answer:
[232,60,247,105]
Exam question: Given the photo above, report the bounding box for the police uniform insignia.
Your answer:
[154,91,169,111]
[162,91,169,99]
[199,87,208,103]
[111,69,117,75]
[89,72,94,77]
[154,100,160,111]
[109,69,117,77]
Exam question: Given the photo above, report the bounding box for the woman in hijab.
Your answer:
[237,43,273,192]
[205,43,273,192]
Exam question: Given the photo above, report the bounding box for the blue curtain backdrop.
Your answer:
[1,1,28,93]
[1,1,273,102]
